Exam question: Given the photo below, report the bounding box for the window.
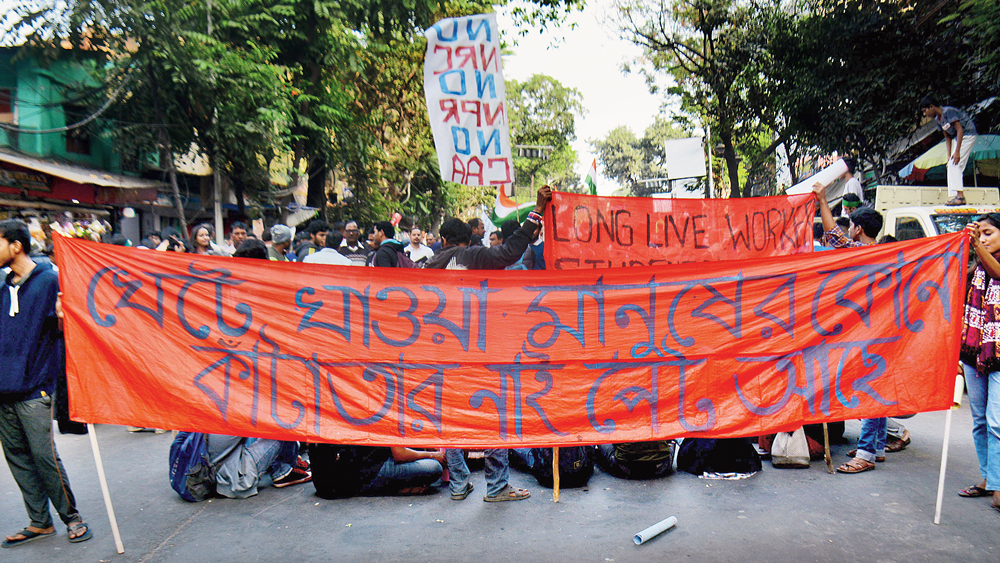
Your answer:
[894,217,926,241]
[0,88,13,123]
[63,104,91,154]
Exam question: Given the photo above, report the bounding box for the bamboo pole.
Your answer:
[823,423,834,474]
[934,408,954,525]
[552,447,560,503]
[87,424,125,553]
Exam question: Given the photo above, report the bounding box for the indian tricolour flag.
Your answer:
[585,159,598,195]
[490,185,535,225]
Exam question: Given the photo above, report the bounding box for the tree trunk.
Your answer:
[149,68,189,235]
[720,130,741,199]
[306,156,327,217]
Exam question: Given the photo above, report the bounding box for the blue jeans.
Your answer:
[362,458,443,495]
[446,449,509,497]
[963,363,1000,490]
[856,418,887,462]
[246,439,299,485]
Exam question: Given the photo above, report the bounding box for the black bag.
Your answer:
[530,446,595,488]
[676,438,762,475]
[309,444,391,499]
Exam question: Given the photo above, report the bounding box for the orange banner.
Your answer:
[544,192,816,269]
[56,232,965,446]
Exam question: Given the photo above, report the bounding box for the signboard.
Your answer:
[424,13,513,188]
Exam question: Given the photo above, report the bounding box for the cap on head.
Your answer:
[270,224,292,244]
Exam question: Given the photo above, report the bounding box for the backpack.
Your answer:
[309,444,391,499]
[168,432,215,502]
[530,446,595,488]
[395,249,418,268]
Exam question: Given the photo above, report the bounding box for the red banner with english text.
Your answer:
[544,192,816,269]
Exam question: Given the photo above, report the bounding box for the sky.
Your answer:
[497,1,667,195]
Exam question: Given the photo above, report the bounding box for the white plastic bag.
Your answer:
[771,427,810,468]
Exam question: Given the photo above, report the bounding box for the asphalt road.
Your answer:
[1,406,997,563]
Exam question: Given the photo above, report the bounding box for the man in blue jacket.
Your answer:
[0,219,92,547]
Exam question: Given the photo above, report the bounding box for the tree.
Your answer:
[939,0,1000,94]
[6,0,590,229]
[7,0,292,228]
[592,117,687,196]
[506,74,585,190]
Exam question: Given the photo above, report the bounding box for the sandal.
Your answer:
[67,521,92,544]
[483,484,530,502]
[958,485,993,498]
[836,457,875,474]
[2,527,55,548]
[450,482,474,501]
[945,196,966,206]
[847,449,884,462]
[885,430,911,453]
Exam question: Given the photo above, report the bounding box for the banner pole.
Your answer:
[933,408,954,525]
[823,423,834,474]
[552,447,560,503]
[87,424,125,553]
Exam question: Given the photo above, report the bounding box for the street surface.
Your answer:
[1,407,997,563]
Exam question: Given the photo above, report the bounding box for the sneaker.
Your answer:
[273,467,311,488]
[294,457,310,472]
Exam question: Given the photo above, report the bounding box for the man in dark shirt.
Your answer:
[426,186,552,502]
[0,219,92,547]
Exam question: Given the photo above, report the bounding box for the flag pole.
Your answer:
[87,424,125,553]
[933,408,954,525]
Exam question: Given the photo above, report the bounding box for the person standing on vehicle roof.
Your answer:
[920,96,977,206]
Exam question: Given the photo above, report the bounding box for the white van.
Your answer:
[873,185,1000,240]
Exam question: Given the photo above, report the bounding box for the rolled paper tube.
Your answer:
[633,516,678,545]
[786,158,849,195]
[953,374,965,408]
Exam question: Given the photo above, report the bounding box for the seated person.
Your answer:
[310,444,445,499]
[207,435,310,498]
[596,440,675,480]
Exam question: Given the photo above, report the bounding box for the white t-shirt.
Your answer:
[840,176,864,217]
[404,244,435,265]
[302,248,356,266]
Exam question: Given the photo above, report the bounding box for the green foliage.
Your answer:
[946,0,1000,90]
[616,0,990,197]
[7,0,587,227]
[506,74,585,190]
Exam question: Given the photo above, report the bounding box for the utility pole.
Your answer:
[705,124,713,199]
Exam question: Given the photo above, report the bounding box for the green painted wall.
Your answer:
[0,48,120,173]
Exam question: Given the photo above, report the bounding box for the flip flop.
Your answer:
[483,484,530,502]
[958,485,993,498]
[2,528,55,548]
[67,521,92,544]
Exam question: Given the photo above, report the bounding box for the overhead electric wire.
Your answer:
[0,70,131,134]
